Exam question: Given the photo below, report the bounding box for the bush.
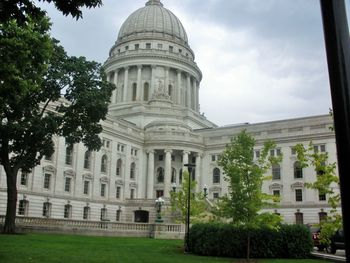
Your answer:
[189,223,313,259]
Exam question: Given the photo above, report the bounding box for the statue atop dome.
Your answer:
[146,0,163,6]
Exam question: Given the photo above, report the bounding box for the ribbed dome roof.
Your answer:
[117,0,188,45]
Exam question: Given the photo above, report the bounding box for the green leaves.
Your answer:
[217,130,281,227]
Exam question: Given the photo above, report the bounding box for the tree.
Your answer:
[0,0,103,25]
[294,143,342,247]
[0,14,114,233]
[217,130,282,260]
[170,171,208,224]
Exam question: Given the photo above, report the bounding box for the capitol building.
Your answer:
[0,0,338,226]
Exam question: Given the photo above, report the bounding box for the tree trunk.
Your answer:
[2,167,18,234]
[246,234,251,261]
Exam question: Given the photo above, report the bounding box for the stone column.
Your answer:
[151,65,156,97]
[182,151,190,172]
[195,81,199,112]
[147,150,155,199]
[137,65,142,101]
[195,153,201,192]
[164,149,172,197]
[165,67,170,96]
[123,67,129,102]
[186,74,191,109]
[113,69,119,103]
[177,70,182,105]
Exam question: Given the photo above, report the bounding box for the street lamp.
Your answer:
[155,197,164,223]
[172,182,177,192]
[184,163,196,253]
[203,184,208,198]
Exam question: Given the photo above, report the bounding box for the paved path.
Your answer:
[311,249,346,262]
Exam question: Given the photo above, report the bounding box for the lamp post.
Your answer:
[184,163,195,253]
[155,197,164,223]
[172,182,177,192]
[203,184,208,198]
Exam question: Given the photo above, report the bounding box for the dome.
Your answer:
[117,0,188,45]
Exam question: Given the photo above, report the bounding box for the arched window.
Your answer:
[143,82,149,101]
[272,164,281,180]
[65,145,73,165]
[130,162,136,179]
[18,200,29,216]
[132,83,137,101]
[42,202,51,218]
[157,167,164,183]
[168,85,173,99]
[171,167,176,183]
[84,151,91,170]
[101,154,108,173]
[294,161,303,179]
[213,168,220,184]
[64,204,72,219]
[116,158,122,176]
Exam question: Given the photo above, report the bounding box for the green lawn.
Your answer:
[0,233,327,263]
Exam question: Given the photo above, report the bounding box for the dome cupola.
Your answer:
[117,0,188,45]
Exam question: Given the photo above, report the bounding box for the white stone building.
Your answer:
[0,0,339,226]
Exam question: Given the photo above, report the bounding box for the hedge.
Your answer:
[188,223,313,258]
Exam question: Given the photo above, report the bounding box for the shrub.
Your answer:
[189,223,313,259]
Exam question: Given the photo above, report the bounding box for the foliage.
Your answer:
[0,13,113,233]
[0,233,325,263]
[189,223,313,259]
[294,143,342,245]
[0,0,103,25]
[216,130,282,226]
[170,171,208,224]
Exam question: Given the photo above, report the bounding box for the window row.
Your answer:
[117,43,189,57]
[272,189,326,202]
[18,200,122,221]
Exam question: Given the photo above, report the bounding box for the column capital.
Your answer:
[124,66,129,70]
[114,68,120,73]
[151,65,157,70]
[183,150,191,155]
[137,65,142,70]
[164,149,173,154]
[195,152,203,158]
[176,69,182,74]
[146,149,155,154]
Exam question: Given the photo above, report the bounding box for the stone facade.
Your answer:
[0,0,340,226]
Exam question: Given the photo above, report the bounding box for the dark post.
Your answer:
[320,0,350,258]
[184,163,195,253]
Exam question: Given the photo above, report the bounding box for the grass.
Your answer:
[0,233,328,263]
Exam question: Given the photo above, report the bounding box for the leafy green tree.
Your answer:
[0,0,103,24]
[294,143,342,246]
[0,14,114,234]
[217,130,282,260]
[170,171,208,224]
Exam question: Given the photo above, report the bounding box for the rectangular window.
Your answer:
[64,205,71,218]
[276,148,281,156]
[116,186,121,199]
[320,144,326,152]
[314,144,326,153]
[101,184,106,197]
[20,172,28,186]
[158,155,164,161]
[171,155,175,161]
[270,150,275,156]
[18,200,27,215]
[125,45,129,50]
[213,193,219,199]
[179,49,182,53]
[169,46,173,52]
[64,177,71,192]
[131,149,134,155]
[83,181,89,195]
[44,173,51,189]
[255,150,260,158]
[157,43,163,49]
[146,43,151,49]
[156,190,163,198]
[121,145,124,152]
[130,189,135,199]
[211,155,216,162]
[83,206,89,220]
[319,192,326,201]
[134,150,137,156]
[42,202,50,217]
[116,210,121,221]
[295,189,303,202]
[273,190,280,202]
[291,147,296,155]
[135,44,139,50]
[295,212,303,224]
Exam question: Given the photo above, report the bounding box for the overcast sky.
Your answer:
[40,0,350,126]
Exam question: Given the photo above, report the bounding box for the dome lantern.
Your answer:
[145,0,163,6]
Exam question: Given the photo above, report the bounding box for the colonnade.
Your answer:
[146,149,202,198]
[108,65,200,111]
